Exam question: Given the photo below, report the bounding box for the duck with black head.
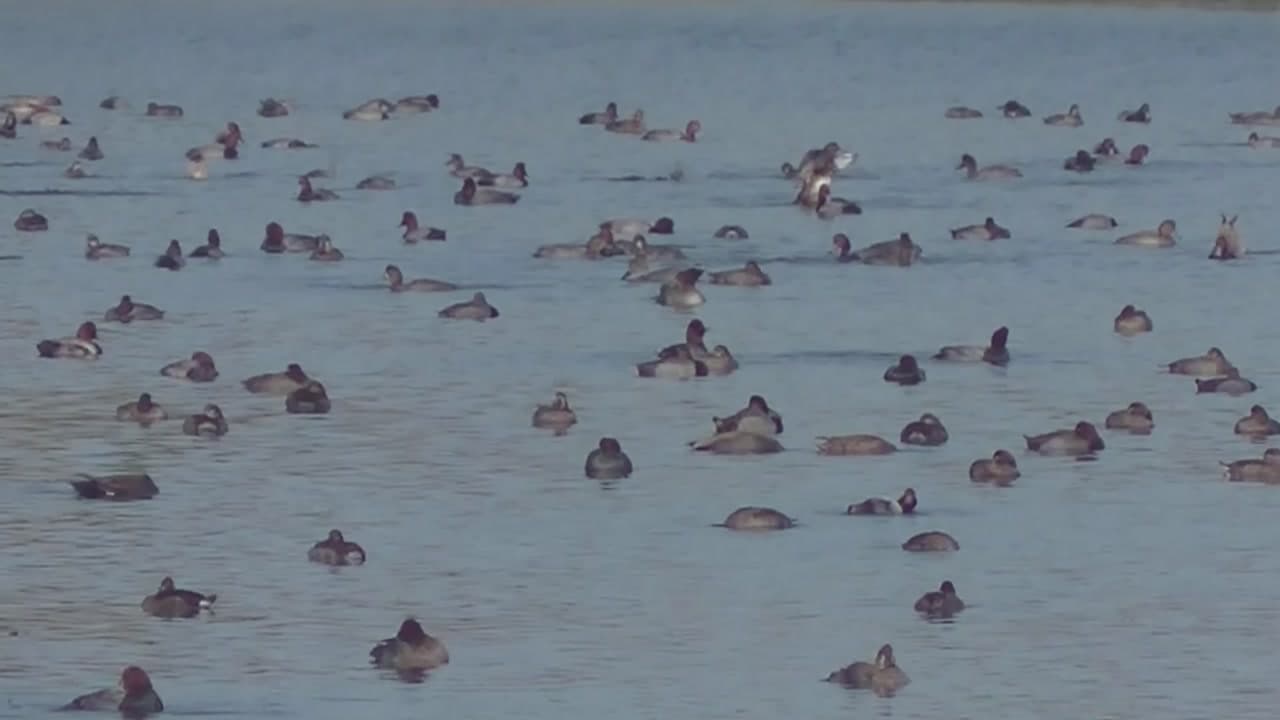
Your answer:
[1114,305,1152,336]
[914,581,965,618]
[533,391,578,430]
[1067,213,1118,230]
[370,618,450,673]
[969,450,1020,484]
[154,240,185,270]
[1195,368,1257,396]
[182,404,228,437]
[813,184,862,218]
[261,222,319,253]
[636,346,707,380]
[160,351,218,382]
[846,488,917,515]
[884,355,925,385]
[999,99,1031,118]
[243,363,310,395]
[578,101,618,125]
[116,393,168,424]
[190,229,224,258]
[708,260,771,286]
[656,268,706,309]
[900,413,948,446]
[657,319,711,360]
[832,233,922,267]
[956,153,1021,180]
[146,101,183,117]
[297,176,338,202]
[585,437,633,478]
[141,576,216,618]
[642,120,701,142]
[934,326,1010,366]
[438,292,499,321]
[713,395,783,436]
[37,322,100,359]
[78,136,103,160]
[286,381,331,414]
[104,295,164,323]
[1118,102,1151,123]
[85,234,130,259]
[951,217,1011,241]
[476,162,529,189]
[69,473,157,501]
[309,529,367,565]
[1236,405,1280,437]
[1044,103,1084,126]
[14,208,47,232]
[1063,150,1096,172]
[384,264,457,292]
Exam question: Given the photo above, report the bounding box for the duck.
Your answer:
[1067,213,1119,230]
[309,235,344,261]
[141,576,216,618]
[1116,219,1177,248]
[828,644,910,697]
[146,102,184,117]
[604,108,645,134]
[701,346,738,376]
[884,355,925,385]
[656,319,711,360]
[902,531,960,552]
[1044,103,1084,126]
[691,429,784,454]
[182,404,228,437]
[384,264,458,292]
[258,97,290,117]
[969,450,1020,484]
[1248,132,1280,149]
[532,392,578,429]
[585,437,633,478]
[160,351,218,382]
[656,268,706,309]
[286,381,332,414]
[1118,102,1151,123]
[69,473,158,501]
[1229,105,1280,125]
[399,211,446,243]
[1124,144,1150,166]
[260,137,314,149]
[371,619,449,673]
[104,295,164,323]
[63,666,163,715]
[63,161,89,179]
[189,229,224,258]
[115,393,168,424]
[792,142,856,183]
[1105,402,1155,433]
[914,581,965,618]
[712,395,783,436]
[154,240,185,270]
[1063,149,1096,172]
[832,232,922,267]
[297,176,338,202]
[601,217,675,237]
[243,363,310,395]
[98,95,124,110]
[37,322,101,359]
[1113,305,1153,335]
[1166,347,1234,376]
[812,184,863,218]
[0,111,16,138]
[454,177,519,205]
[342,98,391,121]
[14,208,47,231]
[945,106,983,119]
[260,222,320,253]
[956,153,1021,180]
[535,230,624,260]
[1195,369,1258,396]
[84,234,130,259]
[708,261,770,286]
[815,434,897,456]
[1221,448,1280,483]
[716,507,793,530]
[309,530,367,566]
[1093,137,1120,157]
[999,100,1031,118]
[475,162,529,189]
[186,122,242,161]
[77,136,103,160]
[933,326,1010,366]
[710,225,747,241]
[357,174,395,189]
[1024,421,1104,455]
[439,292,499,321]
[642,120,700,142]
[41,137,71,151]
[950,216,1010,240]
[578,101,618,125]
[846,488,917,515]
[1235,405,1280,436]
[900,413,948,446]
[636,346,708,380]
[444,153,494,181]
[1209,214,1243,260]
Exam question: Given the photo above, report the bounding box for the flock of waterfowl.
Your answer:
[3,84,1280,712]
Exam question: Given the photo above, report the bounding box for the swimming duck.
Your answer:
[84,234,130,259]
[656,319,710,360]
[1248,132,1280,148]
[956,153,1022,180]
[390,94,439,114]
[578,101,618,125]
[1229,105,1280,126]
[702,346,738,376]
[357,175,395,189]
[154,240,185,270]
[832,232,922,267]
[309,235,344,262]
[900,413,948,446]
[999,100,1032,118]
[1166,347,1234,376]
[243,364,310,395]
[716,507,793,530]
[1116,219,1176,248]
[186,123,242,161]
[370,618,450,673]
[64,666,163,715]
[439,292,499,321]
[1195,368,1258,396]
[708,261,771,286]
[1221,448,1280,483]
[713,395,783,436]
[309,530,367,566]
[343,98,391,121]
[902,530,960,552]
[476,162,529,189]
[1113,305,1153,336]
[69,473,157,501]
[1235,405,1280,436]
[399,211,446,242]
[793,142,856,182]
[146,102,183,117]
[0,111,15,138]
[77,136,103,161]
[444,153,494,181]
[933,326,1010,366]
[258,97,290,117]
[384,264,458,292]
[116,393,168,424]
[605,108,645,134]
[1105,402,1155,433]
[63,161,89,179]
[1067,213,1119,230]
[601,217,676,237]
[14,208,47,231]
[814,185,863,218]
[869,644,911,696]
[532,392,578,429]
[642,120,700,142]
[884,355,925,385]
[951,216,1011,240]
[846,488,917,515]
[141,576,216,619]
[713,225,748,239]
[1118,102,1151,123]
[286,381,332,414]
[455,177,519,205]
[1024,421,1104,455]
[585,437,633,478]
[1093,137,1120,157]
[160,351,218,382]
[37,322,101,359]
[104,295,164,323]
[260,222,320,253]
[691,429,784,454]
[183,404,228,437]
[41,137,71,151]
[636,345,709,380]
[1124,144,1150,166]
[535,229,624,260]
[1044,103,1084,127]
[1209,214,1243,260]
[297,176,338,202]
[189,229,224,258]
[945,106,983,119]
[260,137,315,149]
[969,450,1020,484]
[815,434,897,456]
[914,581,965,618]
[98,95,124,110]
[825,647,879,688]
[1063,150,1096,172]
[656,268,706,309]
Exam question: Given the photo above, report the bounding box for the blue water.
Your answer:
[3,0,1280,717]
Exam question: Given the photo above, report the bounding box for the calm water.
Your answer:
[3,0,1280,717]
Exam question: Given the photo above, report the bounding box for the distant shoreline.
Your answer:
[849,0,1279,10]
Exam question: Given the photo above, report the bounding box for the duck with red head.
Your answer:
[116,393,168,425]
[1025,421,1105,456]
[309,529,367,565]
[154,240,184,270]
[884,355,925,385]
[1124,144,1150,166]
[160,351,218,382]
[370,618,450,673]
[65,666,163,715]
[190,229,223,258]
[454,177,519,205]
[969,450,1020,484]
[656,268,705,309]
[186,122,241,161]
[297,175,339,202]
[657,319,710,360]
[243,363,310,395]
[37,322,100,359]
[400,211,446,242]
[578,101,618,125]
[142,575,216,618]
[815,184,862,218]
[1235,405,1280,436]
[260,222,319,253]
[585,437,633,479]
[934,326,1010,366]
[914,581,965,618]
[956,153,1022,180]
[643,119,701,142]
[476,162,529,189]
[846,487,917,515]
[104,295,164,323]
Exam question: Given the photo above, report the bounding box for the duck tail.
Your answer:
[36,340,58,358]
[200,594,217,608]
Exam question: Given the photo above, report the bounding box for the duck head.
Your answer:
[384,264,403,286]
[120,667,154,695]
[598,437,623,454]
[990,326,1009,349]
[831,233,852,257]
[265,222,285,246]
[1156,219,1177,239]
[400,211,419,230]
[992,449,1018,467]
[650,217,675,234]
[285,364,307,383]
[1127,402,1153,419]
[76,322,98,341]
[397,618,427,644]
[956,153,977,172]
[136,393,155,412]
[898,488,918,513]
[1074,421,1104,450]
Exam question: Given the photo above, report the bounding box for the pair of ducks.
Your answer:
[814,414,947,457]
[578,102,702,142]
[636,319,737,379]
[343,95,440,121]
[1166,346,1257,396]
[445,154,530,188]
[690,395,785,455]
[115,394,233,436]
